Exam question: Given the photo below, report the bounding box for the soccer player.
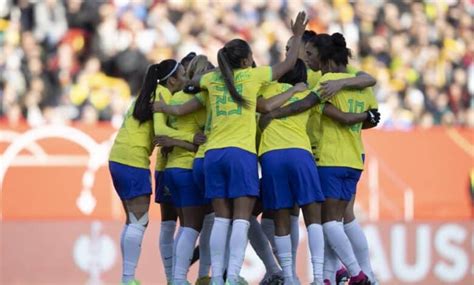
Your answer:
[313,33,378,285]
[159,59,210,284]
[258,58,326,285]
[152,12,309,285]
[260,34,379,280]
[108,61,200,285]
[151,59,206,284]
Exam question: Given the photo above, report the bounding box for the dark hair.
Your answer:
[278,58,307,86]
[180,52,197,69]
[311,33,352,66]
[133,59,179,123]
[302,30,317,44]
[217,39,251,106]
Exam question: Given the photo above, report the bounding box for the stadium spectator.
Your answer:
[0,0,472,129]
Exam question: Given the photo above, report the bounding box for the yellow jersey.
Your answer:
[307,69,322,90]
[109,100,154,169]
[316,72,378,170]
[166,91,206,169]
[258,82,312,156]
[307,66,360,156]
[198,66,272,154]
[153,85,197,170]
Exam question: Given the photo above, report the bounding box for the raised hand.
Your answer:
[291,11,308,37]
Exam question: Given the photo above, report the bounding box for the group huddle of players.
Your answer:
[109,11,381,285]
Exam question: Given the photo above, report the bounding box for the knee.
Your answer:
[127,210,149,227]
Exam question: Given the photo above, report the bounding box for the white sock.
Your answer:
[210,217,231,277]
[307,223,324,283]
[323,235,338,284]
[323,221,361,276]
[227,219,250,279]
[224,224,232,273]
[261,218,277,254]
[344,220,375,281]
[198,213,214,277]
[172,227,184,278]
[290,215,299,276]
[159,220,176,282]
[173,227,199,281]
[121,224,146,283]
[248,216,281,275]
[274,234,293,278]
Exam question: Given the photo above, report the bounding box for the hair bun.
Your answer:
[331,33,346,48]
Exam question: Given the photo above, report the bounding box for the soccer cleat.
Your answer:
[225,276,249,285]
[348,271,370,285]
[195,276,211,285]
[259,270,284,285]
[210,276,225,285]
[121,280,140,285]
[336,267,350,284]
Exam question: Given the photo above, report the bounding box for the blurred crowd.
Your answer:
[0,0,473,129]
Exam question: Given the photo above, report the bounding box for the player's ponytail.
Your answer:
[312,33,352,68]
[330,32,351,66]
[217,39,251,107]
[133,59,180,123]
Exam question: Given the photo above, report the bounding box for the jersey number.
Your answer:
[215,84,243,117]
[347,99,365,132]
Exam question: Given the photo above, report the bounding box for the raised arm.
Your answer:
[319,71,377,99]
[257,83,307,113]
[271,11,308,81]
[259,91,321,130]
[153,95,204,116]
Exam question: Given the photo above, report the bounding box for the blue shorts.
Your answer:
[109,161,151,200]
[164,168,210,207]
[155,171,173,204]
[318,167,362,201]
[260,149,324,210]
[193,158,206,197]
[204,147,259,199]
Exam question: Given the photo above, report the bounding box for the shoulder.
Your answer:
[201,71,220,85]
[347,65,359,75]
[250,66,272,80]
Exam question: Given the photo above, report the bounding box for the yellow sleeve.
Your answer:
[153,92,195,142]
[257,83,269,98]
[195,91,208,106]
[347,65,359,75]
[199,72,211,90]
[253,66,272,84]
